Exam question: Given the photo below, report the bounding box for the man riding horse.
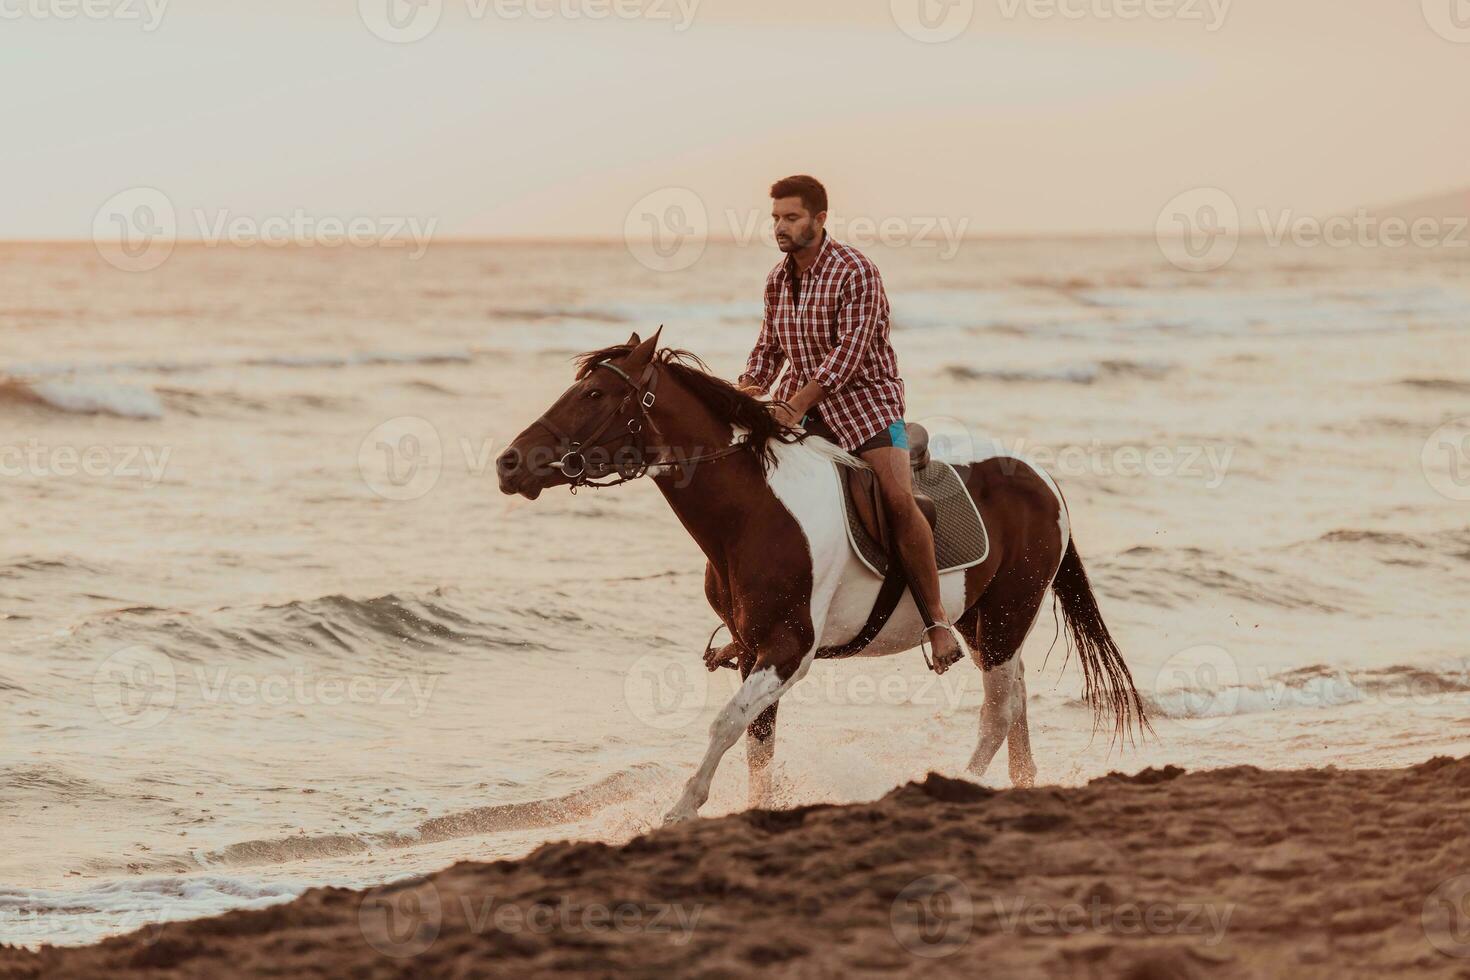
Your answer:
[736,174,968,674]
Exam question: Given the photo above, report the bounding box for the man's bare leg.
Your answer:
[861,446,965,671]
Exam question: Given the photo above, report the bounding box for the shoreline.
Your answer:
[3,756,1467,978]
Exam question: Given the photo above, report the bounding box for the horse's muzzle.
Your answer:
[496,447,543,500]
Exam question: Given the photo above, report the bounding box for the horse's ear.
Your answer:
[624,326,661,372]
[625,331,641,347]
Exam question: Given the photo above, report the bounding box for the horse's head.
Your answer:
[496,329,661,500]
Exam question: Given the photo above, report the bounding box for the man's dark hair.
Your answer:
[769,175,828,216]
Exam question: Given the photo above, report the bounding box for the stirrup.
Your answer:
[920,622,970,674]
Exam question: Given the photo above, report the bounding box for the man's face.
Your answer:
[771,196,825,253]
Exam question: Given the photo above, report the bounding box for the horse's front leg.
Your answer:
[663,625,811,825]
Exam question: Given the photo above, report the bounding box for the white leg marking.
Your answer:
[965,655,1021,780]
[663,650,816,824]
[747,725,775,808]
[1006,666,1036,787]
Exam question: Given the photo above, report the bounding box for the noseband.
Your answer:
[532,359,745,491]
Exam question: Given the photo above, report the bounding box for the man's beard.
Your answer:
[776,228,818,252]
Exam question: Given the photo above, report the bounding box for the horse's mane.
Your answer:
[574,344,803,468]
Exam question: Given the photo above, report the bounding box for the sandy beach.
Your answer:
[4,754,1468,977]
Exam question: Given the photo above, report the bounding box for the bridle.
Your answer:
[531,358,747,492]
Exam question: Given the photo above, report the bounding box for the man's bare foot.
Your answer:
[925,623,967,674]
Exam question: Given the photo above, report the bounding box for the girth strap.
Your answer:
[702,557,912,670]
[814,559,911,660]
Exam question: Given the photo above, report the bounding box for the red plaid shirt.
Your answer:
[738,234,905,451]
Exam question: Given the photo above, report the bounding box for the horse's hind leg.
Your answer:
[1006,668,1036,787]
[746,700,778,808]
[965,648,1021,782]
[963,584,1048,785]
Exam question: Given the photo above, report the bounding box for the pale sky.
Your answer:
[3,0,1467,238]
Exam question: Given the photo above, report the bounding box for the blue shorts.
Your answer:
[802,411,907,453]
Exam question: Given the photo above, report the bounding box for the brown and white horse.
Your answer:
[497,331,1148,824]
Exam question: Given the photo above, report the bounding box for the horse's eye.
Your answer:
[586,389,603,400]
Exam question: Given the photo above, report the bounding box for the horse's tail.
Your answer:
[1051,537,1152,742]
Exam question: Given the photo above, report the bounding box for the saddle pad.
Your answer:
[841,460,989,578]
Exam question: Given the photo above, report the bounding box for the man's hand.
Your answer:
[736,383,766,398]
[770,402,803,428]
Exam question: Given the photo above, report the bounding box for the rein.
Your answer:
[532,360,746,492]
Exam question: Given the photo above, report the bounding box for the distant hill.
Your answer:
[1368,186,1470,220]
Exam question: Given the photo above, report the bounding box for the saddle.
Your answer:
[840,423,988,578]
[704,422,990,670]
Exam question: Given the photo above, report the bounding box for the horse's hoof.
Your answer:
[662,805,697,826]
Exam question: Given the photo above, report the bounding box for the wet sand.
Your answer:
[4,754,1467,978]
